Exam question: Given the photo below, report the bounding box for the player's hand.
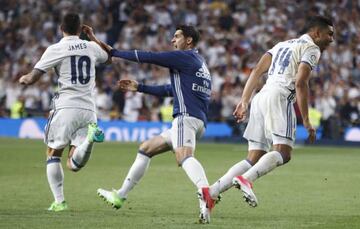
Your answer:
[82,24,95,39]
[233,101,248,123]
[19,75,29,85]
[118,79,138,92]
[303,121,316,144]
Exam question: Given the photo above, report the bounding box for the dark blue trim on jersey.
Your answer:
[34,68,46,74]
[266,51,273,56]
[300,61,313,70]
[137,84,173,97]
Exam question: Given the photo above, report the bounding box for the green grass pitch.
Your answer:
[0,138,359,229]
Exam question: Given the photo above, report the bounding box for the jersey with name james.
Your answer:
[34,36,108,111]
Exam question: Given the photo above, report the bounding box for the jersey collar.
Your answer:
[301,34,315,44]
[60,35,80,42]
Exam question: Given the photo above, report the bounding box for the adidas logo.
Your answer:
[196,63,211,80]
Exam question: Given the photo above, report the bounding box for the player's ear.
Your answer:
[314,27,322,38]
[186,37,193,46]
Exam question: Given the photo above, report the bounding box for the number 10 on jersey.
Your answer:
[71,55,91,84]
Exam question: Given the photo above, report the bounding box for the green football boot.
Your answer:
[97,188,126,209]
[47,201,68,212]
[87,123,104,143]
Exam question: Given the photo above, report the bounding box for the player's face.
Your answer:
[171,30,188,50]
[315,25,334,52]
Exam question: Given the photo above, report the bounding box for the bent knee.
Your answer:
[139,142,154,157]
[175,150,193,166]
[66,158,81,172]
[139,141,151,154]
[279,152,291,164]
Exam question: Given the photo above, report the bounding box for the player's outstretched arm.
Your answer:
[233,53,272,122]
[295,63,316,143]
[118,79,173,97]
[19,69,44,85]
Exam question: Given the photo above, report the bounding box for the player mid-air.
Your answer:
[19,13,109,211]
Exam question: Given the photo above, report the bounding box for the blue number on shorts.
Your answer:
[70,55,91,84]
[268,47,292,75]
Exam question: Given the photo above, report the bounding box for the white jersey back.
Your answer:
[266,34,321,90]
[34,36,108,111]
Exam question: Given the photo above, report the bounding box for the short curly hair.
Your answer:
[176,25,200,47]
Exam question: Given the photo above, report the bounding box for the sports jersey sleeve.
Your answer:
[110,49,190,70]
[90,41,108,64]
[34,46,61,72]
[301,46,321,70]
[267,45,277,56]
[137,84,173,97]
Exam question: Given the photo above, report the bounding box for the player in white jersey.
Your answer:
[207,16,334,208]
[19,13,109,211]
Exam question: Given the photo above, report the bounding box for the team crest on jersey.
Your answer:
[196,63,211,81]
[310,54,316,62]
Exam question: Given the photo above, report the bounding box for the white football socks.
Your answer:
[46,156,65,203]
[70,140,93,171]
[181,156,209,189]
[210,160,252,198]
[243,151,284,183]
[117,153,150,199]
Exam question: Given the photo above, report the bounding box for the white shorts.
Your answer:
[160,115,205,150]
[243,85,296,152]
[44,108,97,149]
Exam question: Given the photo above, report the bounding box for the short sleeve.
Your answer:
[89,41,108,64]
[301,46,321,70]
[34,46,60,72]
[267,46,275,56]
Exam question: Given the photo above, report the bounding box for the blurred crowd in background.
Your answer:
[0,0,359,139]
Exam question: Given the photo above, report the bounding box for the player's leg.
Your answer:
[170,116,214,223]
[209,149,264,199]
[171,116,208,189]
[241,92,296,183]
[232,143,269,207]
[175,144,214,223]
[241,144,292,183]
[211,93,264,200]
[97,135,171,209]
[234,90,296,207]
[44,109,72,211]
[46,147,68,211]
[67,110,103,171]
[231,93,270,207]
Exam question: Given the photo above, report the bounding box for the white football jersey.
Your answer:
[266,34,321,90]
[34,36,108,111]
